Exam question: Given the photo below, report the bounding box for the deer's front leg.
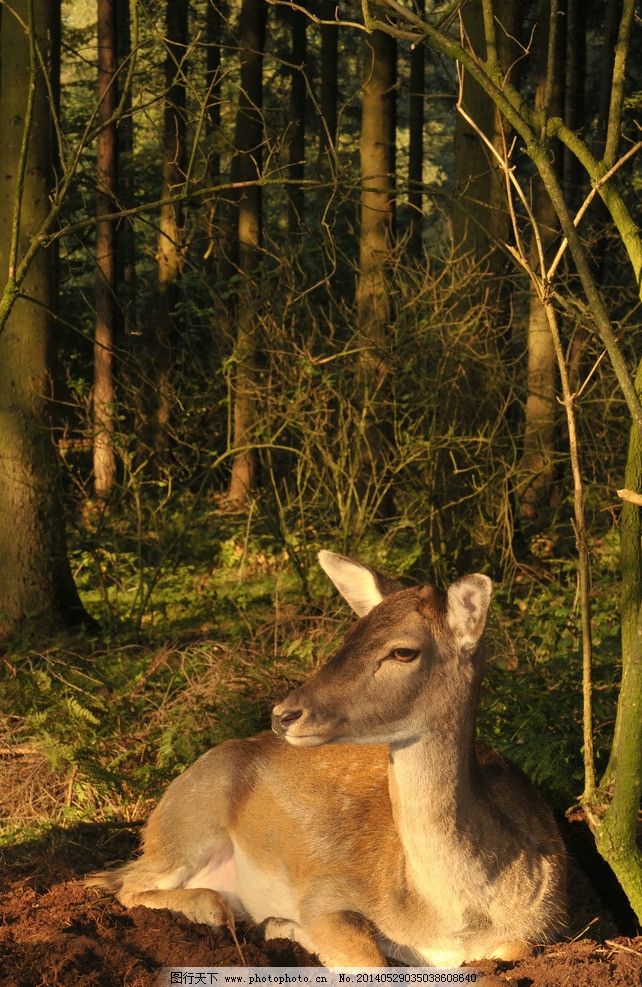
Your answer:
[301,909,387,967]
[127,887,235,929]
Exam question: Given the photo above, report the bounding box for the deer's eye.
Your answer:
[388,647,420,663]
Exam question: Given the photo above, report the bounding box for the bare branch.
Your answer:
[618,489,642,508]
[604,0,635,167]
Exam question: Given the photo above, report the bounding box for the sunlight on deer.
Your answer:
[87,551,567,967]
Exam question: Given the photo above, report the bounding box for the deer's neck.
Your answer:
[387,713,483,899]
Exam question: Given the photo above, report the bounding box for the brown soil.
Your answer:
[0,823,640,987]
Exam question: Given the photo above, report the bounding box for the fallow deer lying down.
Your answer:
[88,551,567,967]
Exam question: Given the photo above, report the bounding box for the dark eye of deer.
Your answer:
[389,647,420,663]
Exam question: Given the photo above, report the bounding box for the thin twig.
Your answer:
[605,939,642,958]
[575,350,606,401]
[603,0,635,167]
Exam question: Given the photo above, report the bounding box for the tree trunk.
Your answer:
[595,0,621,157]
[586,0,625,290]
[288,4,306,238]
[205,0,224,259]
[563,0,587,211]
[351,25,396,504]
[355,27,396,351]
[319,0,338,165]
[407,0,425,258]
[115,0,136,304]
[227,0,267,506]
[206,0,223,183]
[564,0,589,395]
[518,0,565,529]
[94,0,118,500]
[452,0,515,278]
[0,0,89,639]
[589,363,642,921]
[150,0,188,463]
[603,376,642,796]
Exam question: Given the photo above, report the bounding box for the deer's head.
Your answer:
[272,551,492,748]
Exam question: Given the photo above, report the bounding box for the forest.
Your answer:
[0,0,641,983]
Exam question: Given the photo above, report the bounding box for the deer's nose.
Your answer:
[271,705,303,735]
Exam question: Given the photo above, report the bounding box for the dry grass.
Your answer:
[0,727,70,828]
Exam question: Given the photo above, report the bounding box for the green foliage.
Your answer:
[479,543,621,804]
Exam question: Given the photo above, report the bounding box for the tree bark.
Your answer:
[319,0,338,166]
[115,0,136,302]
[591,477,642,920]
[563,0,587,211]
[227,0,267,506]
[351,24,396,502]
[595,0,621,158]
[518,0,565,529]
[206,0,223,185]
[0,0,90,639]
[452,0,515,279]
[150,0,188,463]
[94,0,119,499]
[355,27,396,351]
[205,0,224,259]
[612,362,642,766]
[288,4,306,238]
[407,0,425,258]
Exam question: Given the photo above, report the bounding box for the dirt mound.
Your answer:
[0,879,313,987]
[0,824,640,987]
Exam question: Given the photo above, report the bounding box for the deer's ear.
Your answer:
[318,550,398,616]
[446,574,492,655]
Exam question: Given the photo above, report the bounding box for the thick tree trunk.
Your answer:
[288,4,306,238]
[603,382,642,794]
[227,0,267,506]
[94,0,118,499]
[150,0,188,462]
[0,0,89,639]
[407,0,425,258]
[448,0,517,565]
[452,0,514,278]
[518,1,565,528]
[589,376,642,920]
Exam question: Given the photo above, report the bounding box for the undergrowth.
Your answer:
[0,504,623,845]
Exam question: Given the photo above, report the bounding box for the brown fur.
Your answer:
[88,558,567,967]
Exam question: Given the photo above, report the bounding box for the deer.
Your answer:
[88,551,567,967]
